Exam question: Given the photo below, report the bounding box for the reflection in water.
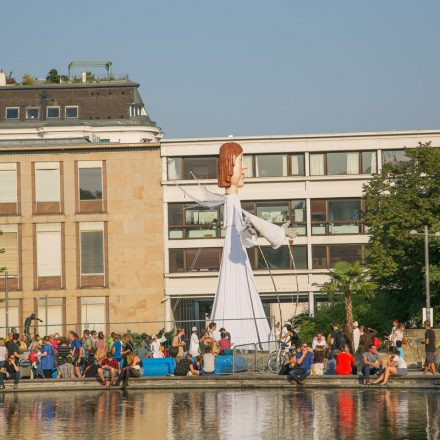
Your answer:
[0,389,439,439]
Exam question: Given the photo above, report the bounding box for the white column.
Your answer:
[164,296,173,332]
[308,291,315,317]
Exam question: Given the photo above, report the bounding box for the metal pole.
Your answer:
[424,225,430,323]
[45,294,48,336]
[4,271,9,333]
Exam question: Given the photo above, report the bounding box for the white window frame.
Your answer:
[65,105,79,119]
[26,107,40,120]
[35,161,61,203]
[79,221,105,276]
[46,106,60,118]
[5,107,19,120]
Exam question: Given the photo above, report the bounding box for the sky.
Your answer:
[2,1,440,138]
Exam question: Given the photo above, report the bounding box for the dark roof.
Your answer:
[0,81,140,91]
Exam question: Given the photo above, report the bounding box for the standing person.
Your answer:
[288,343,314,385]
[201,347,216,375]
[0,353,20,389]
[0,338,7,368]
[388,319,399,346]
[422,320,437,375]
[68,331,83,379]
[111,334,123,364]
[189,327,200,357]
[336,344,356,376]
[362,344,383,385]
[107,332,115,351]
[358,326,377,354]
[352,321,360,353]
[5,333,21,362]
[95,331,107,361]
[172,328,186,363]
[150,335,164,358]
[219,327,231,341]
[56,337,74,379]
[312,331,327,376]
[373,348,407,385]
[329,322,345,356]
[40,336,55,378]
[90,330,98,351]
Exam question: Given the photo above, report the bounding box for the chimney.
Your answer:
[0,70,6,86]
[81,71,87,83]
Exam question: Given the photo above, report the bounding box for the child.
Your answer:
[396,340,405,359]
[29,346,44,379]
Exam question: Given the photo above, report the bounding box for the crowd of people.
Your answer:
[0,321,234,389]
[277,319,437,385]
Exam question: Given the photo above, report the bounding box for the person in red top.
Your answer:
[336,344,356,375]
[97,351,120,386]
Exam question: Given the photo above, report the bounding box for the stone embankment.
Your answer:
[1,373,439,393]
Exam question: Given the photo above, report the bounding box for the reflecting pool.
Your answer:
[1,388,439,439]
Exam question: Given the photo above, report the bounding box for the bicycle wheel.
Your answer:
[267,353,286,374]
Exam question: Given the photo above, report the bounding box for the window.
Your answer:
[5,107,19,119]
[382,150,410,167]
[47,106,60,118]
[36,223,62,289]
[168,248,221,272]
[312,244,365,269]
[183,156,217,179]
[26,108,39,119]
[310,153,325,176]
[361,151,377,174]
[291,154,305,176]
[167,158,183,180]
[327,152,359,175]
[80,223,104,276]
[0,163,17,205]
[256,245,308,270]
[291,200,307,235]
[34,162,61,207]
[0,299,20,332]
[81,297,107,332]
[78,161,104,211]
[168,203,221,239]
[243,155,254,178]
[37,297,64,335]
[311,199,362,235]
[256,201,289,223]
[0,224,19,291]
[255,154,288,177]
[65,106,78,118]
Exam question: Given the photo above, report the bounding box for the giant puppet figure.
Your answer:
[179,142,288,346]
[212,142,287,347]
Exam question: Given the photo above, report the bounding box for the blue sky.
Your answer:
[2,1,440,138]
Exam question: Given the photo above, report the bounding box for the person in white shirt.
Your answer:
[312,331,327,375]
[150,335,165,358]
[373,348,407,385]
[189,327,200,357]
[353,321,360,353]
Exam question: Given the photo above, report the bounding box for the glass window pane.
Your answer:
[183,157,217,179]
[258,246,290,270]
[327,152,359,175]
[36,168,60,202]
[81,231,104,274]
[81,297,106,333]
[312,245,327,269]
[169,249,184,272]
[168,204,183,226]
[255,155,287,177]
[6,108,19,119]
[329,244,363,267]
[185,208,217,225]
[38,298,63,335]
[0,231,18,276]
[361,151,377,174]
[311,200,326,221]
[241,202,255,214]
[66,106,78,118]
[243,155,253,178]
[0,170,17,203]
[185,248,219,272]
[310,154,325,175]
[167,158,182,180]
[37,230,62,276]
[27,108,39,119]
[256,202,289,223]
[47,107,60,118]
[291,200,306,236]
[291,154,305,175]
[382,150,409,166]
[292,245,307,269]
[247,248,257,270]
[0,299,20,331]
[79,167,103,200]
[328,200,361,234]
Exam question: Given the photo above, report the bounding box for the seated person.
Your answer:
[218,332,234,355]
[174,353,193,376]
[201,347,216,376]
[57,355,75,379]
[288,343,314,385]
[336,344,356,376]
[97,351,120,386]
[395,340,405,359]
[0,354,20,389]
[362,344,383,385]
[373,348,407,385]
[188,356,202,376]
[278,349,296,375]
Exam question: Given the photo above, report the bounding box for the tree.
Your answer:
[363,143,440,324]
[320,261,376,346]
[21,73,34,85]
[46,68,60,84]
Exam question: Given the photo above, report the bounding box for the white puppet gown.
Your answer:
[211,193,271,347]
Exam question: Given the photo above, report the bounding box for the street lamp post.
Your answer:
[409,226,440,324]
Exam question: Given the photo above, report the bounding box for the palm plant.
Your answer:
[321,261,376,346]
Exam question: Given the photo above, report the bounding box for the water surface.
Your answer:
[1,388,439,439]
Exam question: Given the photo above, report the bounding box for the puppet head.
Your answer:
[218,142,246,190]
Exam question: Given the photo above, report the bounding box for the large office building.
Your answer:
[0,71,164,335]
[161,130,440,325]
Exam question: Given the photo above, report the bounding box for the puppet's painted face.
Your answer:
[230,153,247,188]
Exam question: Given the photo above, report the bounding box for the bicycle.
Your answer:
[267,342,289,374]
